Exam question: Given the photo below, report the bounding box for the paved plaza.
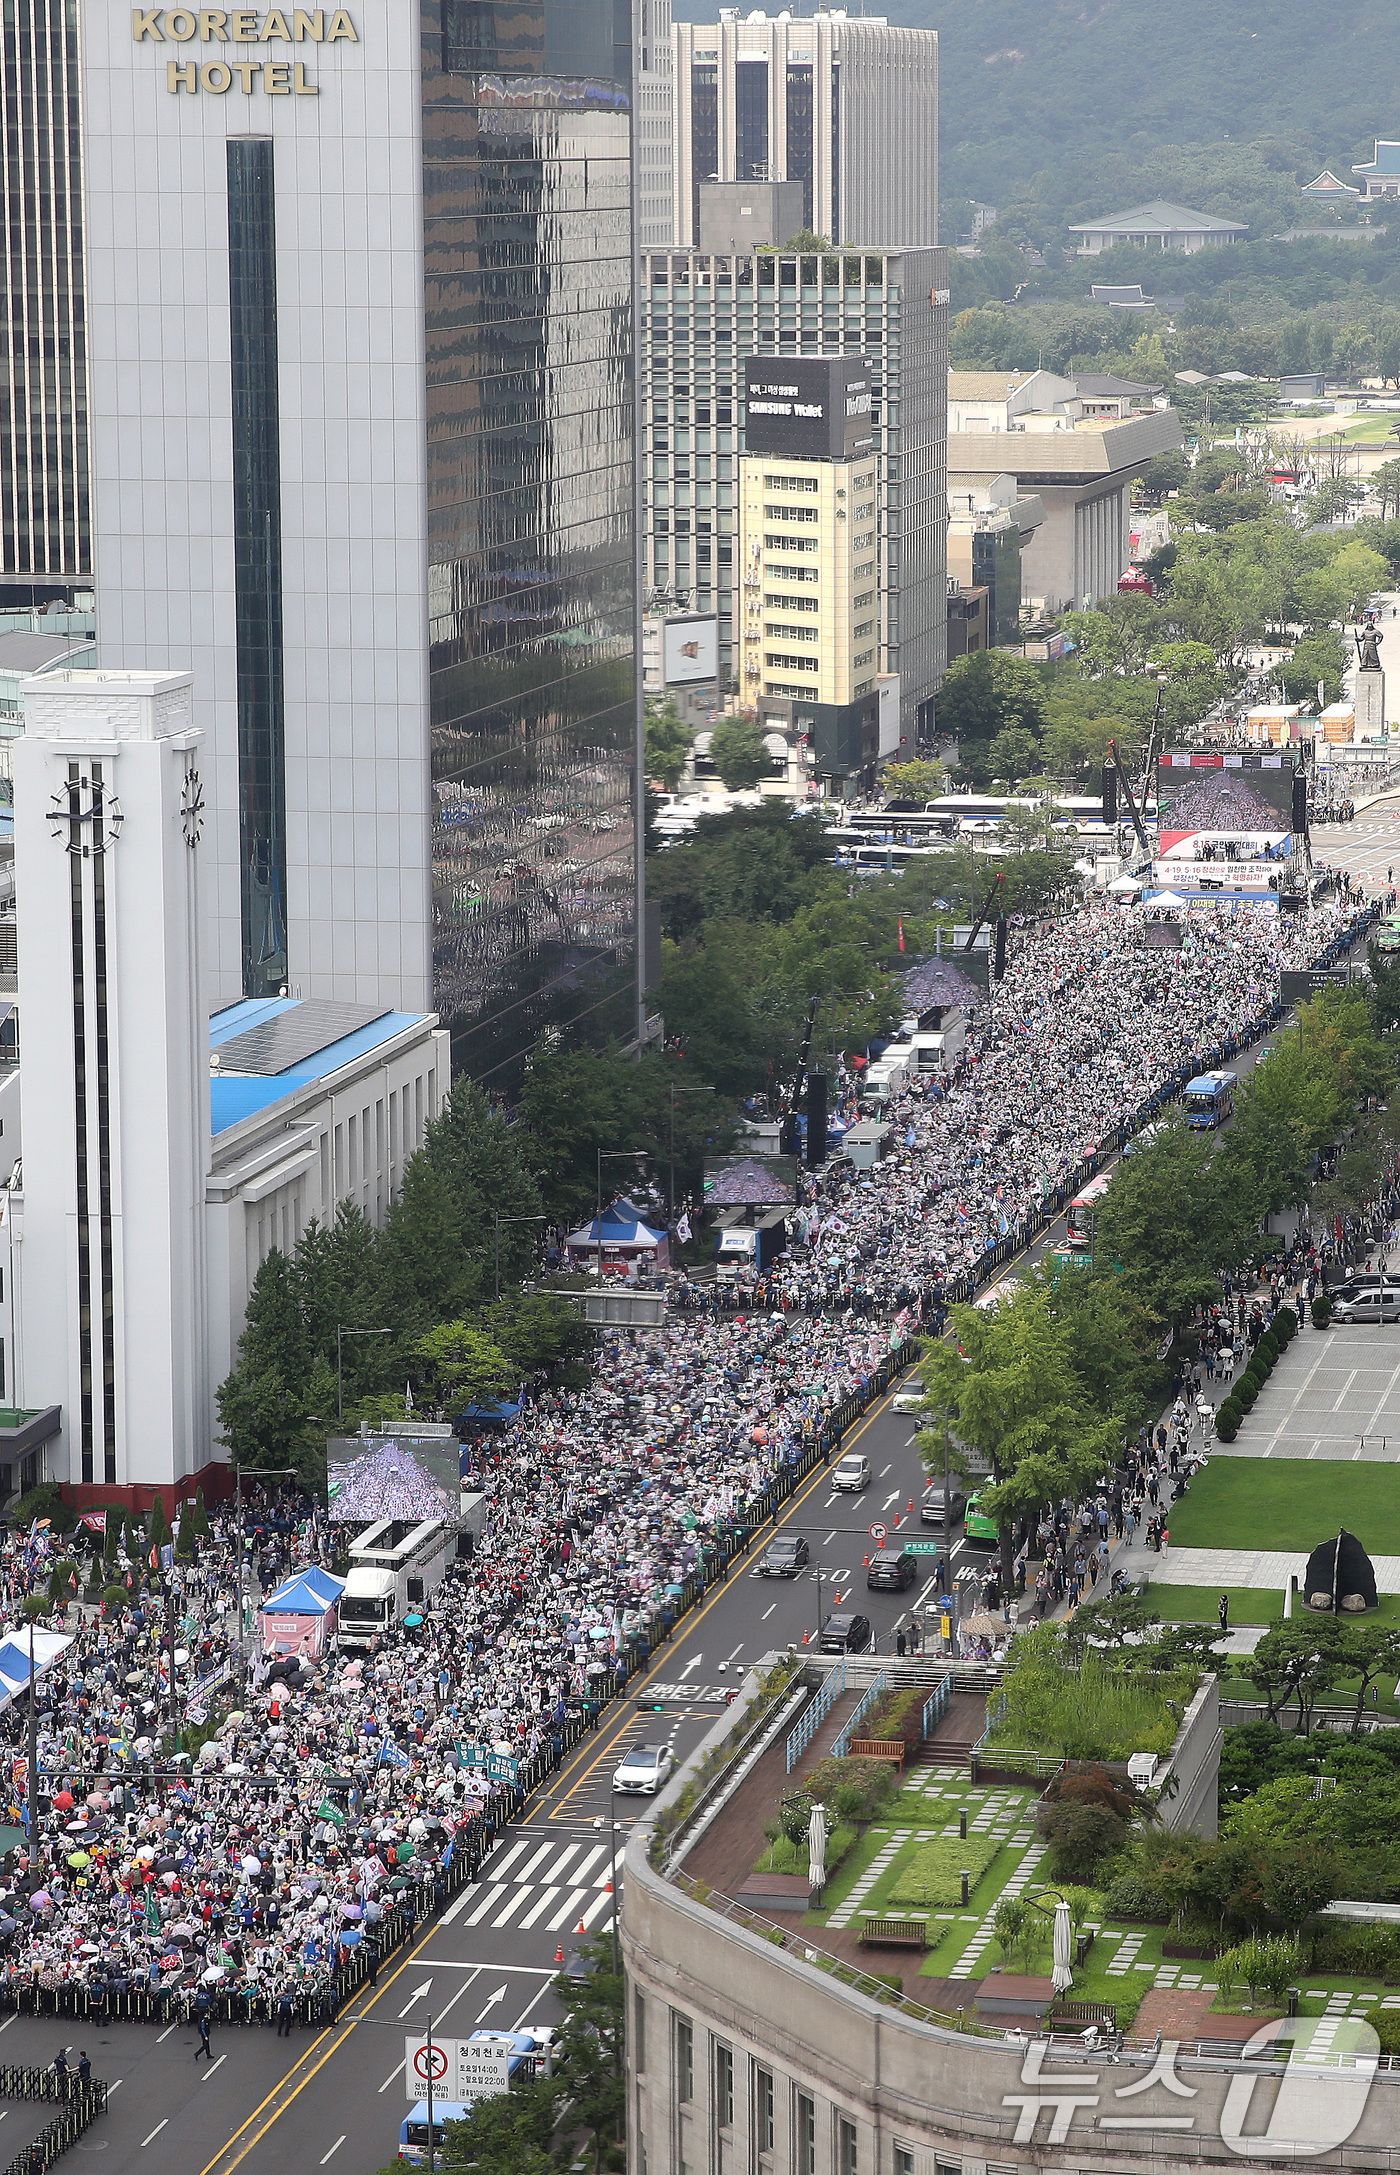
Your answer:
[1214,1321,1400,1461]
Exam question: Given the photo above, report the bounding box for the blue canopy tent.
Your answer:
[563,1196,669,1276]
[259,1564,345,1656]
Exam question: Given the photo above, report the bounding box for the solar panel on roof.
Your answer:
[214,1000,390,1076]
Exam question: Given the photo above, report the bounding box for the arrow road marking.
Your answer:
[398,1981,433,2017]
[679,1654,703,1677]
[475,1985,508,2022]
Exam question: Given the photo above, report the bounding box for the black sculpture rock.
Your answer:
[1304,1528,1378,1613]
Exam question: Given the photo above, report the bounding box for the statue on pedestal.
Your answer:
[1357,624,1384,673]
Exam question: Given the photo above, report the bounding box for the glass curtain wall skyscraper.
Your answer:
[426,0,640,1083]
[0,0,90,596]
[76,0,639,1082]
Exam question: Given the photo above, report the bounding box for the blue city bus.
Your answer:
[1182,1070,1236,1128]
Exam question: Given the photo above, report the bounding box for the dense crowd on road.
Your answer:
[0,894,1373,2026]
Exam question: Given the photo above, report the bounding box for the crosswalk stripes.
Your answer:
[479,1839,612,1888]
[452,1881,617,1934]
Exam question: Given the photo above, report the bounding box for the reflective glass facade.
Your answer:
[423,0,639,1085]
[0,0,88,585]
[226,137,288,1002]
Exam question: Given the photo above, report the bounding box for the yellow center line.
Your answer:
[196,1930,441,2175]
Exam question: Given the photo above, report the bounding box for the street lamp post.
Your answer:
[337,1324,393,1422]
[492,1212,548,1303]
[231,1463,298,1689]
[595,1150,649,1278]
[667,1084,715,1216]
[594,1787,622,1974]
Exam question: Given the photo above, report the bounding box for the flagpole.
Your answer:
[26,1617,36,1841]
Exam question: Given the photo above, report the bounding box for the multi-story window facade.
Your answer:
[641,247,948,753]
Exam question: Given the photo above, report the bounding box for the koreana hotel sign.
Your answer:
[131,5,358,93]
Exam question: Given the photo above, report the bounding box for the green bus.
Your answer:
[964,1491,998,1543]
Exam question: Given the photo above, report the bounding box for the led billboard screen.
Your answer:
[742,356,873,460]
[326,1433,462,1521]
[1156,752,1295,853]
[663,614,719,685]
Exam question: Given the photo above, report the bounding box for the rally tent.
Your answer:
[0,1627,72,1713]
[259,1564,345,1658]
[563,1197,670,1277]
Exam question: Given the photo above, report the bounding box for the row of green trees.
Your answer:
[1096,985,1397,1325]
[912,982,1399,1584]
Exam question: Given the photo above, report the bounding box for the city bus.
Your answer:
[1182,1071,1237,1128]
[1066,1172,1113,1250]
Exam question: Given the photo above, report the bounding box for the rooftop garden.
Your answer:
[987,1626,1199,1761]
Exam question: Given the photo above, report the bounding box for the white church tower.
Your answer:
[12,671,211,1495]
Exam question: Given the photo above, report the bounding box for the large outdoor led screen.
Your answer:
[1157,752,1295,852]
[703,1153,799,1206]
[326,1434,462,1520]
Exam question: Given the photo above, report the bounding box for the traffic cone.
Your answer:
[907,1500,913,1514]
[605,1879,614,1893]
[802,1628,810,1644]
[863,1553,869,1567]
[578,1918,587,1934]
[554,1943,565,1964]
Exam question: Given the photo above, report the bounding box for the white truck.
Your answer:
[338,1518,457,1646]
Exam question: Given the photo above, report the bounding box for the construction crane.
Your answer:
[1107,737,1150,855]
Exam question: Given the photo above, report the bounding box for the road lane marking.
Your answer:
[761,1603,776,1618]
[320,2140,346,2165]
[514,1841,558,1885]
[378,2063,405,2095]
[436,1884,476,1927]
[484,1839,529,1881]
[679,1653,703,1676]
[141,2123,168,2149]
[201,2055,227,2083]
[518,1886,562,1929]
[547,1888,591,1931]
[156,2024,178,2044]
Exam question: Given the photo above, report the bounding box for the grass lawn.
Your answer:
[1165,1457,1400,1555]
[1148,1585,1285,1625]
[1341,414,1400,444]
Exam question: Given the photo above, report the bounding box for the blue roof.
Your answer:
[262,1565,345,1614]
[209,1000,430,1136]
[1354,142,1400,177]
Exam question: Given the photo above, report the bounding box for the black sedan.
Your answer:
[819,1611,872,1653]
[866,1549,918,1593]
[757,1535,811,1578]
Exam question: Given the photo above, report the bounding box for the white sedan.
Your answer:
[613,1743,674,1796]
[891,1375,926,1413]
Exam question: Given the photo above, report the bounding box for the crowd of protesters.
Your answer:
[0,894,1371,2029]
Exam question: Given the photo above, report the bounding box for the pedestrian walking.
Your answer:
[194,2012,213,2064]
[895,1628,907,1658]
[1218,1593,1229,1633]
[276,1992,294,2038]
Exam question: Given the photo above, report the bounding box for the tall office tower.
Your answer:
[641,246,948,756]
[672,12,938,250]
[0,0,90,598]
[76,0,640,1085]
[636,0,675,247]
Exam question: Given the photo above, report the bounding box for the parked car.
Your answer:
[757,1534,810,1578]
[891,1375,926,1413]
[920,1484,967,1528]
[831,1452,871,1492]
[612,1743,674,1795]
[1331,1286,1400,1325]
[818,1611,872,1653]
[866,1549,917,1593]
